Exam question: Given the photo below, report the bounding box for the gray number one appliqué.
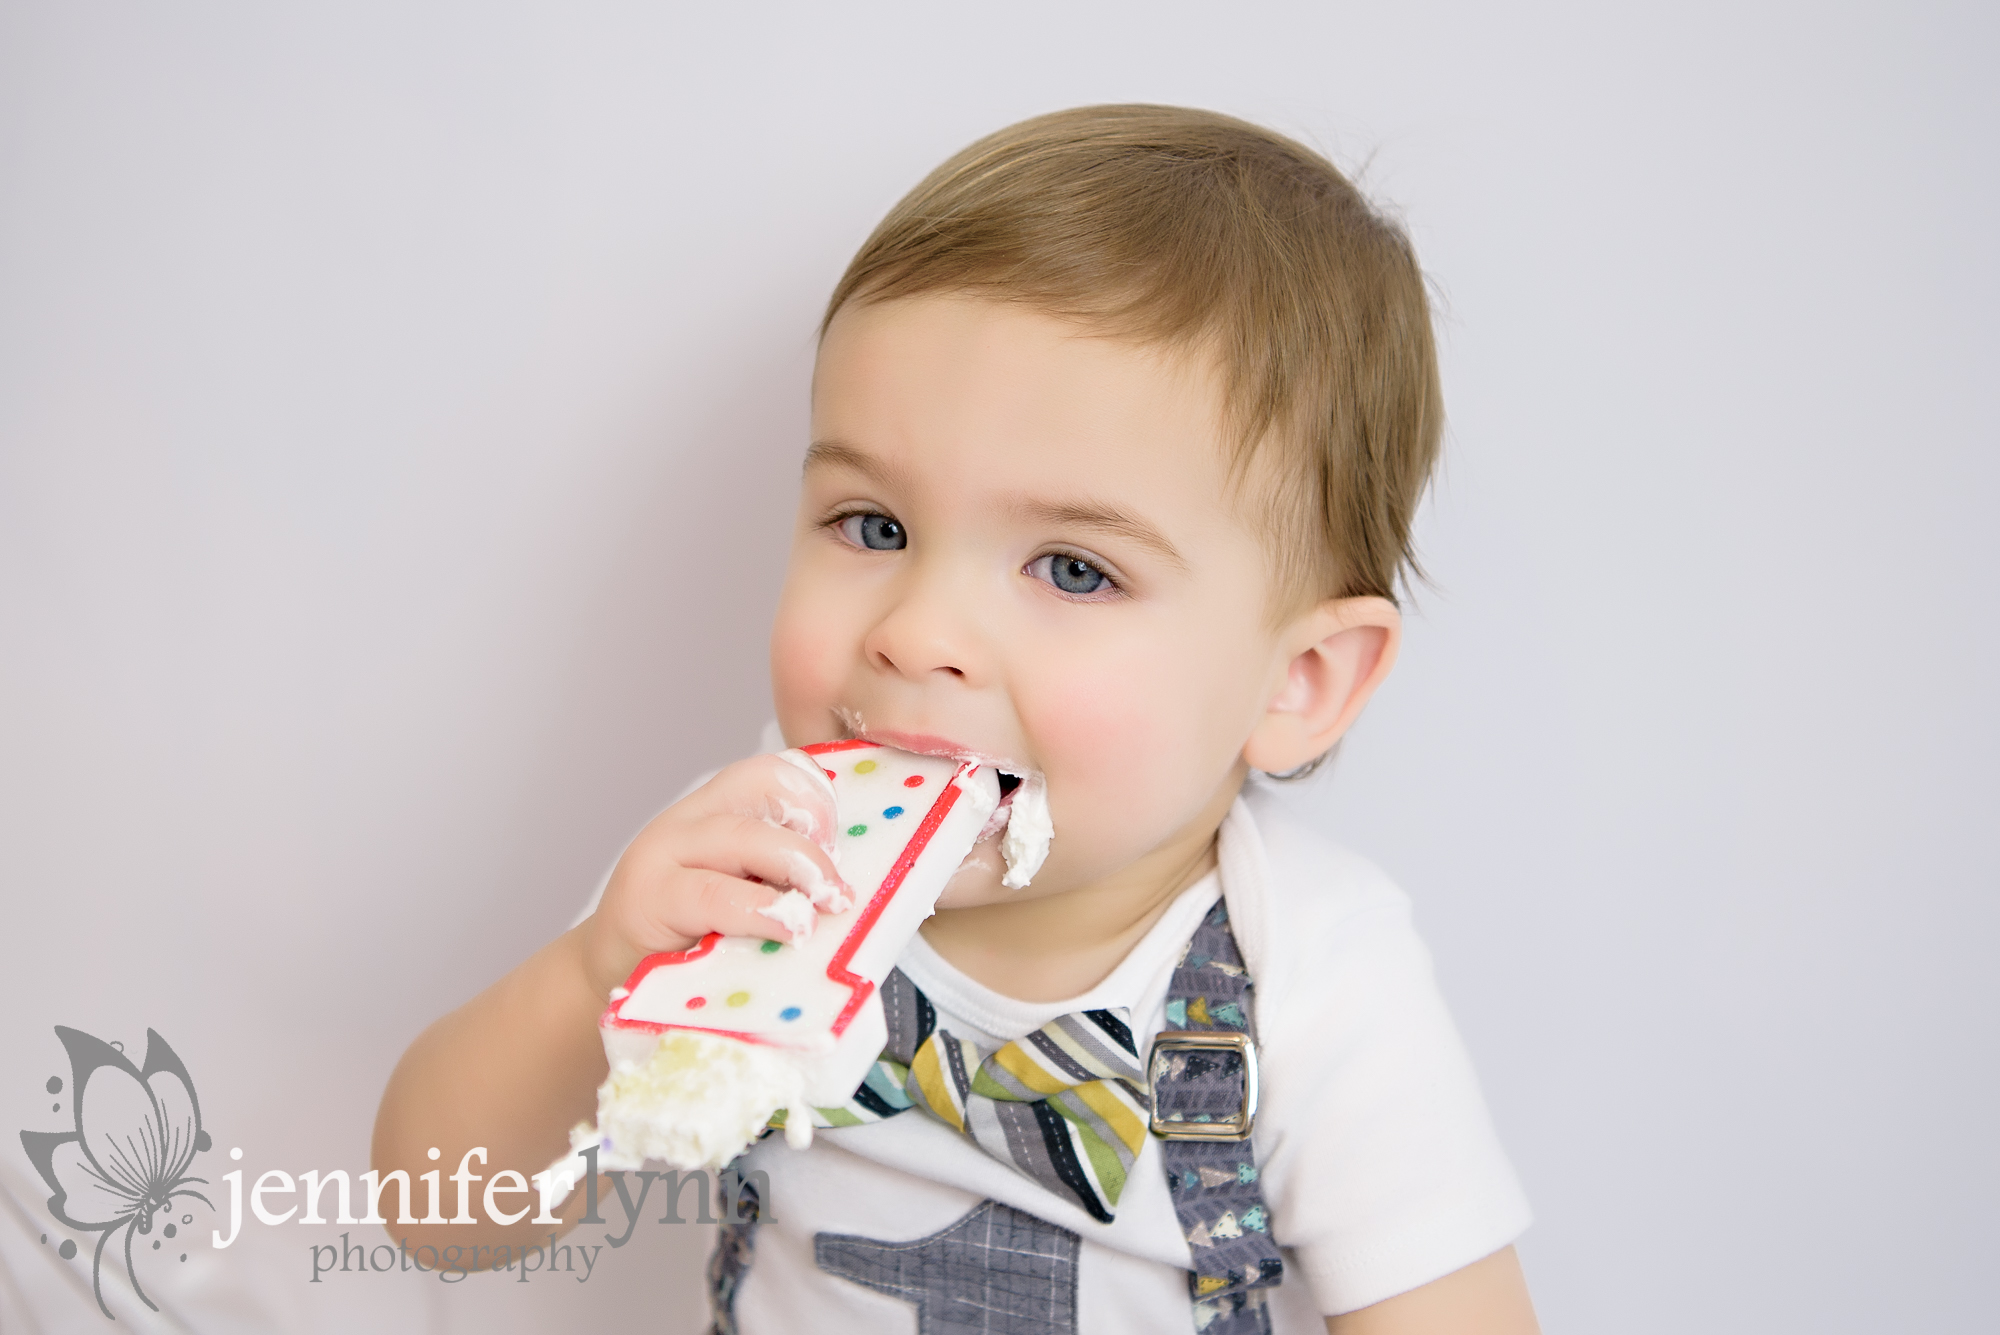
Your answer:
[814,1198,1081,1334]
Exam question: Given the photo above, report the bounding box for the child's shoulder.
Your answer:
[1222,783,1439,1025]
[1235,784,1410,910]
[1223,786,1534,1313]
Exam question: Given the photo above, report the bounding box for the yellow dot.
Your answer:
[726,991,750,1007]
[854,759,877,774]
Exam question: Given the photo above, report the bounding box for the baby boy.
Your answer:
[375,104,1536,1334]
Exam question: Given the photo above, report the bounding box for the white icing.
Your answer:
[783,849,851,911]
[769,748,841,853]
[575,1030,811,1173]
[755,888,817,945]
[769,800,827,854]
[999,774,1053,888]
[766,750,849,900]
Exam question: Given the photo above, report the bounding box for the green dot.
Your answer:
[726,991,750,1007]
[847,823,867,836]
[760,940,782,954]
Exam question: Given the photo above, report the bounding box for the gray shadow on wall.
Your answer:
[507,331,812,906]
[336,308,817,1333]
[448,319,816,975]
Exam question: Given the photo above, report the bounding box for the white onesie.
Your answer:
[696,783,1531,1332]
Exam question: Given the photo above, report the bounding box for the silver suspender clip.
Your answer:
[1146,1030,1259,1141]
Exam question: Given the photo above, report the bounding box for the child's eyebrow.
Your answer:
[1010,498,1187,571]
[803,439,908,489]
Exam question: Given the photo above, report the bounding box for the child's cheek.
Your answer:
[1026,636,1213,849]
[768,587,849,743]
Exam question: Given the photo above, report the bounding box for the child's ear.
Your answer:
[1242,596,1401,775]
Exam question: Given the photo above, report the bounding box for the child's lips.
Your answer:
[858,728,966,758]
[850,727,1034,789]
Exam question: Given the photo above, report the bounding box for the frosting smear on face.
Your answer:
[997,773,1053,888]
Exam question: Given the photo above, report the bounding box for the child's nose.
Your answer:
[862,569,987,685]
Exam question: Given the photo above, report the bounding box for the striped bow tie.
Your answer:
[803,970,1151,1222]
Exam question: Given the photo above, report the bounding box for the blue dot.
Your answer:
[779,1006,802,1021]
[883,805,904,819]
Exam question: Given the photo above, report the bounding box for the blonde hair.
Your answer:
[823,104,1442,610]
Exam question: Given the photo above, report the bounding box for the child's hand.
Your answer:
[579,751,851,1000]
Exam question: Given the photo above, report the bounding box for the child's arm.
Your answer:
[1325,1246,1539,1334]
[370,753,847,1249]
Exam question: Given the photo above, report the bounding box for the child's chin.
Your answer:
[932,842,1011,909]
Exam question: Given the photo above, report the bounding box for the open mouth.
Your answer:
[833,713,1034,796]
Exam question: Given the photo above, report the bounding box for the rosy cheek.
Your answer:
[1037,681,1156,765]
[769,591,850,737]
[1023,638,1200,831]
[1058,627,1180,739]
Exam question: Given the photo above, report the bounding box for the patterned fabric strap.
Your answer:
[706,1176,759,1335]
[1161,900,1284,1334]
[803,969,1152,1222]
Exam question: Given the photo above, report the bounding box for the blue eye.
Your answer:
[838,512,906,550]
[1031,553,1112,596]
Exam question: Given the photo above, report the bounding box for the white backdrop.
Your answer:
[2,2,1994,1331]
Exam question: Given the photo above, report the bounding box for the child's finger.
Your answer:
[673,812,851,911]
[764,748,843,850]
[687,751,842,855]
[658,869,820,947]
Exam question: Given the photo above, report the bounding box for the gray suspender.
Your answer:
[1151,898,1284,1332]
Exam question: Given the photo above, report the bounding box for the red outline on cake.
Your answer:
[602,741,976,1046]
[802,737,875,755]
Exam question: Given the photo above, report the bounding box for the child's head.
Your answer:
[771,105,1440,906]
[825,104,1440,613]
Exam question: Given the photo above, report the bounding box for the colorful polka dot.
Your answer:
[726,991,750,1007]
[854,759,877,774]
[903,774,925,787]
[847,823,867,836]
[883,805,904,819]
[822,768,837,780]
[779,1006,802,1022]
[760,940,782,954]
[685,996,706,1009]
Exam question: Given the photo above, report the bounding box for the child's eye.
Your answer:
[837,512,906,551]
[1027,553,1115,597]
